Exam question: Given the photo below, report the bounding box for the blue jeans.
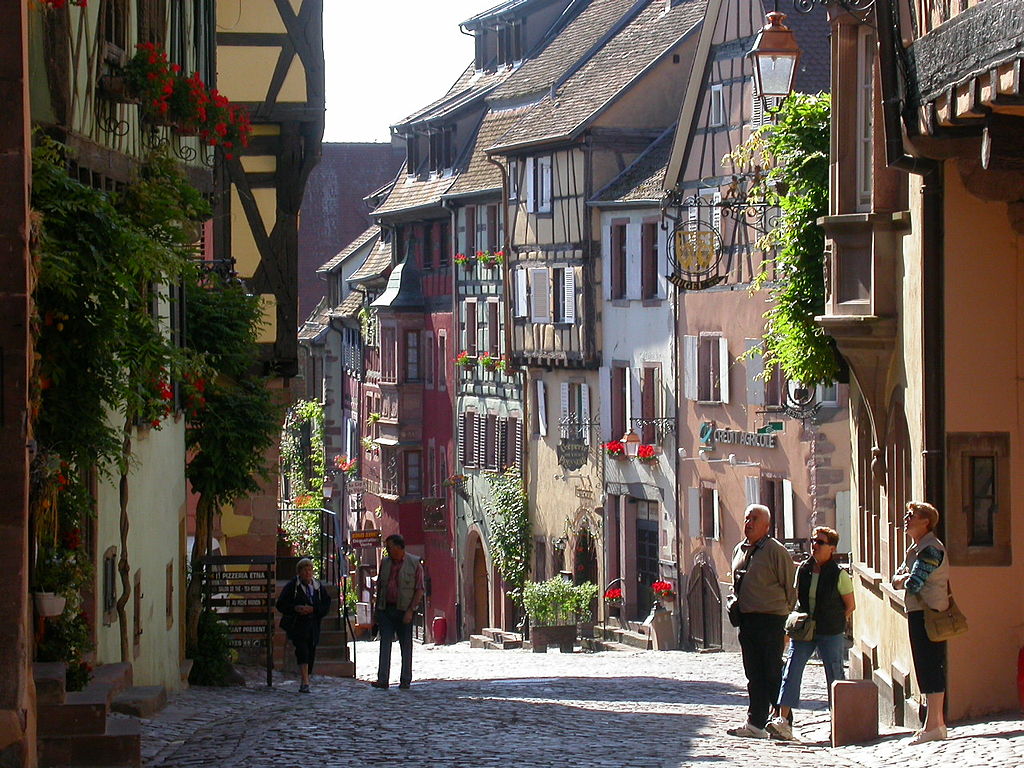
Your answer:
[376,606,413,687]
[777,633,847,710]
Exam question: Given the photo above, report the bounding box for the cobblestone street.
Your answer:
[140,642,1024,768]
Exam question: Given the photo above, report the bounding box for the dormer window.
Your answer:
[497,21,523,67]
[406,134,421,176]
[475,31,489,71]
[428,126,456,174]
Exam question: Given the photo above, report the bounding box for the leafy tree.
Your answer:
[724,93,838,385]
[183,274,281,654]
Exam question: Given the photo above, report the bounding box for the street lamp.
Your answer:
[748,11,801,98]
[621,429,641,458]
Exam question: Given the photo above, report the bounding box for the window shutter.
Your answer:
[486,414,498,470]
[624,367,634,430]
[536,379,547,436]
[539,155,552,212]
[458,413,467,466]
[486,205,498,251]
[745,338,764,407]
[687,488,701,539]
[475,411,485,468]
[529,268,550,322]
[580,383,591,445]
[682,335,698,400]
[744,475,760,505]
[835,490,851,555]
[525,156,536,212]
[559,382,570,439]
[712,489,721,540]
[513,417,523,469]
[464,206,476,254]
[718,336,730,404]
[782,479,794,540]
[515,268,528,318]
[497,417,508,469]
[465,300,477,355]
[751,88,764,128]
[562,266,576,323]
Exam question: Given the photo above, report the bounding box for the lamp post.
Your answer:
[621,429,641,458]
[748,11,801,98]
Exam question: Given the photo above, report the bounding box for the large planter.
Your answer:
[530,624,576,653]
[33,592,66,618]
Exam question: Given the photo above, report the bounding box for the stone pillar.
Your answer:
[0,2,36,765]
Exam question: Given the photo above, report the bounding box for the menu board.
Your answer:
[202,555,276,686]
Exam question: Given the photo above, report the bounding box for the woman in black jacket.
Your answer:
[276,558,331,692]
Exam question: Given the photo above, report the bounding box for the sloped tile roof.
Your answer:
[317,226,379,274]
[348,237,393,283]
[298,297,331,341]
[371,172,458,216]
[491,0,707,151]
[396,67,514,127]
[332,288,366,321]
[591,125,674,203]
[445,107,532,198]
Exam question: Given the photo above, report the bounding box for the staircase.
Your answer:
[469,627,524,650]
[35,661,166,768]
[582,617,652,652]
[272,582,355,677]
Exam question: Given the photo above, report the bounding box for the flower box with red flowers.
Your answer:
[454,252,473,268]
[602,440,625,458]
[651,580,676,599]
[603,587,623,605]
[455,351,475,368]
[635,444,658,463]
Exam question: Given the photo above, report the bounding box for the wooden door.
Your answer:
[472,539,488,634]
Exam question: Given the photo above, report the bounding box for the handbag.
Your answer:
[785,611,816,642]
[923,587,968,642]
[727,595,742,627]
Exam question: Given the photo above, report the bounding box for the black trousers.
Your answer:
[292,634,317,673]
[908,610,947,694]
[738,612,787,728]
[376,605,414,686]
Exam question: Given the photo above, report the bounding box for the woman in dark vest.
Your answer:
[766,526,855,741]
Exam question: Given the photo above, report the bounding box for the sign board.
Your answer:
[699,421,778,451]
[669,226,726,291]
[557,439,589,471]
[347,479,364,494]
[201,555,275,686]
[422,499,448,533]
[351,529,382,548]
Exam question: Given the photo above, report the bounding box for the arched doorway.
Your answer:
[471,538,488,635]
[687,552,722,649]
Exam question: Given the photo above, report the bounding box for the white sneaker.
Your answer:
[767,715,794,741]
[727,721,769,739]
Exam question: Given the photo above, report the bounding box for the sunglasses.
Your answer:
[811,538,831,546]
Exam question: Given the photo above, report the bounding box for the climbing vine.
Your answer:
[484,469,532,606]
[280,399,326,500]
[723,92,838,385]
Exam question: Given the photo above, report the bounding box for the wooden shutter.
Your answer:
[580,383,591,445]
[525,157,536,212]
[745,338,764,406]
[465,300,477,355]
[611,223,626,299]
[536,379,547,436]
[559,382,570,439]
[745,475,761,506]
[515,268,528,317]
[486,205,498,251]
[687,488,701,539]
[641,368,656,444]
[640,222,656,300]
[497,418,508,469]
[782,479,794,539]
[610,367,625,440]
[529,268,550,322]
[682,335,698,400]
[458,413,467,466]
[474,412,485,468]
[485,414,498,470]
[625,367,634,430]
[718,336,730,404]
[511,417,522,469]
[465,206,476,254]
[488,300,499,356]
[562,266,576,323]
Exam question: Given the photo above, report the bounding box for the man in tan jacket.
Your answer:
[371,534,424,690]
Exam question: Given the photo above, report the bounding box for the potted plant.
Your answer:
[523,578,598,653]
[121,42,174,122]
[478,353,499,370]
[636,444,658,464]
[603,586,623,606]
[455,351,474,368]
[454,252,473,269]
[651,580,676,601]
[602,440,625,459]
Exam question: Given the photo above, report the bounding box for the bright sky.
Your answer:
[323,1,494,143]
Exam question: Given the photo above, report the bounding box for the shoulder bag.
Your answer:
[923,585,968,642]
[727,546,757,627]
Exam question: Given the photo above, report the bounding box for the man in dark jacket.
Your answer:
[276,557,330,692]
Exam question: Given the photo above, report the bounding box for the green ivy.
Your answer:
[724,93,838,385]
[484,469,532,606]
[280,399,326,500]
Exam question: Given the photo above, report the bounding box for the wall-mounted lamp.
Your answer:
[748,11,801,98]
[621,429,641,459]
[322,483,334,499]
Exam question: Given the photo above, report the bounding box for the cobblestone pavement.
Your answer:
[142,641,1024,768]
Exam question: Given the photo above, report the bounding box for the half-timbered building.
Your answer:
[662,0,838,652]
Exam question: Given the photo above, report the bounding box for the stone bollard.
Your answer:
[831,679,879,746]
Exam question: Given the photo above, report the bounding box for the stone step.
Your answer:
[89,663,133,704]
[469,634,489,649]
[580,637,633,652]
[34,662,67,706]
[480,628,523,649]
[111,686,167,718]
[38,714,140,768]
[617,628,653,650]
[310,660,355,678]
[37,688,108,737]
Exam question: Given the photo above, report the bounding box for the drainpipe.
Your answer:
[443,197,463,639]
[875,0,944,511]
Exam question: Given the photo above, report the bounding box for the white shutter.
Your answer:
[536,379,547,436]
[718,336,730,404]
[539,155,552,212]
[745,338,764,407]
[683,335,698,400]
[687,488,701,539]
[525,156,536,212]
[712,489,721,540]
[515,268,528,318]
[529,268,550,322]
[559,382,570,439]
[580,383,591,445]
[752,88,765,128]
[745,475,760,506]
[562,267,576,323]
[835,489,851,555]
[782,478,794,540]
[713,191,722,234]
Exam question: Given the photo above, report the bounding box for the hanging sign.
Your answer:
[668,226,726,290]
[557,439,589,471]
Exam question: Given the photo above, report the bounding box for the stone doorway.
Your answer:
[471,538,488,635]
